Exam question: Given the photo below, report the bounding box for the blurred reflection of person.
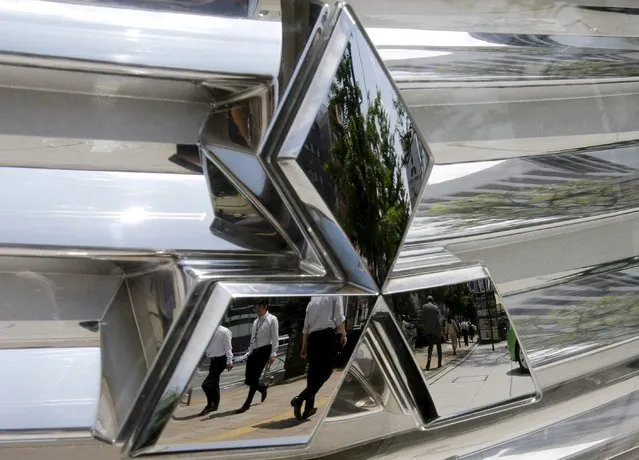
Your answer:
[237,298,279,414]
[199,325,233,416]
[401,315,416,350]
[421,296,442,370]
[461,319,469,346]
[446,318,460,355]
[291,296,347,420]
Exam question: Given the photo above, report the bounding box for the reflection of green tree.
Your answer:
[430,177,637,223]
[541,60,639,78]
[426,283,473,319]
[324,42,411,285]
[515,293,639,348]
[388,282,472,321]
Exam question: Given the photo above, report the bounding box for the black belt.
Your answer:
[310,327,334,334]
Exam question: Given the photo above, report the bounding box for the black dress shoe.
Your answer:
[260,387,268,403]
[302,407,317,419]
[199,405,214,416]
[236,404,250,414]
[291,397,303,420]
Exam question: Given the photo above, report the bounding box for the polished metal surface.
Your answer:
[3,1,639,460]
[318,296,431,450]
[0,0,281,79]
[0,257,119,439]
[199,4,328,272]
[0,264,120,349]
[507,257,639,369]
[260,6,432,292]
[460,389,639,460]
[200,86,305,257]
[153,293,371,453]
[385,273,538,419]
[0,167,245,252]
[0,347,101,434]
[124,283,349,455]
[0,135,200,174]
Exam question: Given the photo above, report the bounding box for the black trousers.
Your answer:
[242,344,271,405]
[463,332,469,346]
[298,328,335,408]
[202,355,226,408]
[426,334,442,367]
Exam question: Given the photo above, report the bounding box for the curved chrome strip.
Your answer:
[0,348,101,435]
[0,0,281,79]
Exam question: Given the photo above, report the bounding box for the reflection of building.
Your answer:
[405,133,428,203]
[346,297,372,331]
[224,304,261,353]
[223,299,301,353]
[468,278,503,342]
[298,104,338,210]
[224,296,368,354]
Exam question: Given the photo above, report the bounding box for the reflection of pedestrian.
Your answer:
[400,315,416,350]
[461,320,469,346]
[291,296,347,420]
[200,325,233,416]
[421,296,442,370]
[445,318,459,355]
[237,299,279,414]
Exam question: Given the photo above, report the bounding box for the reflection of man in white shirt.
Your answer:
[291,296,346,420]
[237,298,279,413]
[200,325,233,416]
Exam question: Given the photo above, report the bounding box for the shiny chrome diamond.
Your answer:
[259,5,432,292]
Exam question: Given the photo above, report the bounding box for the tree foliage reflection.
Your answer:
[324,41,414,286]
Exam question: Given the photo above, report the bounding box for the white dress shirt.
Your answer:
[303,296,345,335]
[248,312,279,357]
[205,325,233,365]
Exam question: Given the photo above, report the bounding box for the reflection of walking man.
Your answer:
[200,325,233,416]
[461,320,469,346]
[237,299,279,414]
[445,318,459,355]
[421,296,442,370]
[291,296,347,421]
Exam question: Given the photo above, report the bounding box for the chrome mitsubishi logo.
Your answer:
[123,4,538,457]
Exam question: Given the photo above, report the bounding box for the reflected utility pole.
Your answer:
[486,293,495,352]
[278,0,312,99]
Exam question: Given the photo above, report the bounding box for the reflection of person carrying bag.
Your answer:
[331,301,345,367]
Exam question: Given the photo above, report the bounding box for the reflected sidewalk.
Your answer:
[426,342,536,417]
[162,371,343,445]
[413,339,479,378]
